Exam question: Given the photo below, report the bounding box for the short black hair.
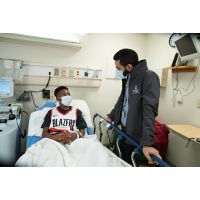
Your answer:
[113,49,138,66]
[54,86,68,97]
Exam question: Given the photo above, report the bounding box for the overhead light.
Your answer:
[14,33,87,43]
[0,33,87,47]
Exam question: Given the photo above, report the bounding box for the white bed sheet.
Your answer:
[16,135,130,167]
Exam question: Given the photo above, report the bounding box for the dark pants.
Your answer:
[119,127,155,167]
[119,138,136,165]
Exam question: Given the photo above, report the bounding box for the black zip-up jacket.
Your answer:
[107,60,160,146]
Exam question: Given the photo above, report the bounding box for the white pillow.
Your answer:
[28,108,51,137]
[28,100,93,137]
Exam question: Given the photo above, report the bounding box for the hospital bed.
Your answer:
[17,100,169,167]
[17,100,131,167]
[25,100,94,150]
[93,113,170,167]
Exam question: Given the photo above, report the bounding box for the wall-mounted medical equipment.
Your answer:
[16,72,52,110]
[67,67,102,79]
[0,77,14,101]
[24,64,102,80]
[0,77,22,166]
[0,104,22,166]
[0,58,26,81]
[1,57,102,87]
[15,63,102,88]
[174,33,200,62]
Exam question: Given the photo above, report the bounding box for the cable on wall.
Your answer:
[172,65,199,107]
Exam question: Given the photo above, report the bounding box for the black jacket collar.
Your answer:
[122,60,149,93]
[129,59,148,81]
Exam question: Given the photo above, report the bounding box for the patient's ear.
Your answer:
[56,97,61,102]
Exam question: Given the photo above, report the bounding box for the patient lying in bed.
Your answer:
[41,86,87,144]
[15,86,131,167]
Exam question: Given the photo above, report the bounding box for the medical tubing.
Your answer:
[93,113,170,167]
[30,92,39,108]
[15,117,26,138]
[45,72,51,89]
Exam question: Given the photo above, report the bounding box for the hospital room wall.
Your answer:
[1,33,199,137]
[0,33,147,150]
[145,33,200,127]
[0,33,146,116]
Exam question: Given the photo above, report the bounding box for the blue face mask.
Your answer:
[115,69,127,79]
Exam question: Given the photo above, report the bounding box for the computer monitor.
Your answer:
[0,77,14,98]
[174,33,200,62]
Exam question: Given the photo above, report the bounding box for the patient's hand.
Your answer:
[55,132,69,144]
[60,130,77,144]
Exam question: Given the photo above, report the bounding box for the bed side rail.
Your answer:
[93,113,170,167]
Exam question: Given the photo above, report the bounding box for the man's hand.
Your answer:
[143,146,162,164]
[106,116,112,123]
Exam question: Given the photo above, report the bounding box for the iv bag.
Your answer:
[3,60,14,77]
[14,61,24,81]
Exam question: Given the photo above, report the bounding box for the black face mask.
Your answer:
[123,68,130,76]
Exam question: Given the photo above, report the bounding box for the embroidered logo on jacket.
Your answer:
[132,85,139,94]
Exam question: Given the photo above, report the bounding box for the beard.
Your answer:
[123,68,130,76]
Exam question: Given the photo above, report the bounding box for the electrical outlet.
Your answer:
[61,67,68,77]
[68,68,75,77]
[54,68,60,77]
[75,70,80,78]
[42,89,50,99]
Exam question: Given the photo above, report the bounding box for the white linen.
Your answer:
[28,108,51,137]
[15,136,130,167]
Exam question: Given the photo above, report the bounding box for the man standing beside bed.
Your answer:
[107,49,162,165]
[41,86,87,144]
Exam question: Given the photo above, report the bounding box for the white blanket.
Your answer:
[16,137,130,167]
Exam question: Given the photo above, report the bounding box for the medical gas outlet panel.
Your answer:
[54,67,102,80]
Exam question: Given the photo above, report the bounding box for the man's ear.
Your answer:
[126,64,133,71]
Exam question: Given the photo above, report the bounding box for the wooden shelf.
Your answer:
[165,66,197,73]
